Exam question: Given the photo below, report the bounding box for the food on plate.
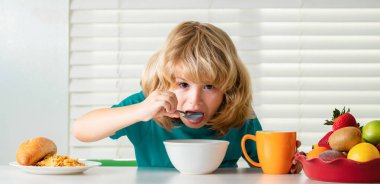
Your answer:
[16,137,57,166]
[328,127,362,152]
[16,137,84,167]
[318,150,346,162]
[347,142,380,162]
[35,154,84,167]
[362,120,380,145]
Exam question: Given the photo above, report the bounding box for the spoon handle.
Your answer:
[176,110,186,114]
[176,110,203,120]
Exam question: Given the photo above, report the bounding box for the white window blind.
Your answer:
[69,0,380,159]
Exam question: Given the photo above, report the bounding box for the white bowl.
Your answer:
[163,139,230,174]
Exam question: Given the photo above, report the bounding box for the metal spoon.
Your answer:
[176,110,204,120]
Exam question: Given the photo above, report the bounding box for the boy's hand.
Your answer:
[138,91,180,121]
[290,140,306,174]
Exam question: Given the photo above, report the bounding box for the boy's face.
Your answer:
[171,76,224,129]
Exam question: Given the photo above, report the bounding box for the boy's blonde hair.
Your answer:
[141,21,254,135]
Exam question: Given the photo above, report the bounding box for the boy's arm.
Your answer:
[73,90,179,142]
[73,103,144,142]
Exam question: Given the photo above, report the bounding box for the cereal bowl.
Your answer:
[163,139,229,174]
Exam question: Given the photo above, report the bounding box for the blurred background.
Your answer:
[1,0,380,165]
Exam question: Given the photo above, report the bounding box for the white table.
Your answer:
[1,165,323,184]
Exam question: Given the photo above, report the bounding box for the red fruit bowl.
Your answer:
[295,153,380,183]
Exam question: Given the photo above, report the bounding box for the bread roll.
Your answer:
[16,137,57,166]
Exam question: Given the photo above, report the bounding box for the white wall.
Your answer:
[0,0,68,164]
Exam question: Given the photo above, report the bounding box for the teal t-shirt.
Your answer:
[110,91,262,167]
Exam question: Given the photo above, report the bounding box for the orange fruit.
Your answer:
[347,142,380,162]
[312,144,319,149]
[307,147,329,159]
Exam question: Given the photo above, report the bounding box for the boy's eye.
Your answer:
[178,82,189,88]
[204,85,214,90]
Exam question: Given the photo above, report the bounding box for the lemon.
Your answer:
[347,142,380,162]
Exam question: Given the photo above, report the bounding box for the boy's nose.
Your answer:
[188,88,203,105]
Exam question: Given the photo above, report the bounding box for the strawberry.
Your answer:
[332,113,358,131]
[324,107,358,131]
[318,131,333,149]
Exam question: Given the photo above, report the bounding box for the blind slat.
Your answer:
[71,23,380,37]
[70,65,144,78]
[71,9,380,24]
[260,118,375,132]
[250,63,380,77]
[71,93,133,105]
[71,0,380,9]
[71,36,380,51]
[70,51,151,65]
[70,79,141,92]
[70,50,380,65]
[255,91,380,104]
[70,64,380,78]
[255,78,380,91]
[255,105,380,118]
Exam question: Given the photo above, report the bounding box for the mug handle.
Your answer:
[241,134,261,167]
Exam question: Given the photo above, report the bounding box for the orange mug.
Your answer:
[241,131,296,174]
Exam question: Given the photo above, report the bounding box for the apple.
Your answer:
[362,120,380,145]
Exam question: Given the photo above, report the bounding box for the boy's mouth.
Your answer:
[185,111,203,115]
[186,116,205,124]
[185,111,204,117]
[183,111,205,124]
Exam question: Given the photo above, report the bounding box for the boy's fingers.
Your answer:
[295,162,303,173]
[162,111,180,118]
[161,101,172,113]
[292,158,297,165]
[159,92,178,113]
[296,140,301,148]
[290,161,303,174]
[290,168,296,174]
